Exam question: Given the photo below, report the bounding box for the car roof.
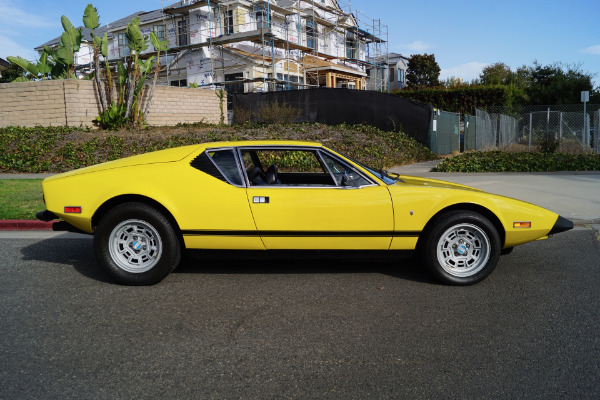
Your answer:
[201,140,324,149]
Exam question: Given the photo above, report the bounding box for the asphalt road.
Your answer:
[1,229,599,399]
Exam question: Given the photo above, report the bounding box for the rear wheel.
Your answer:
[421,211,501,285]
[94,203,181,285]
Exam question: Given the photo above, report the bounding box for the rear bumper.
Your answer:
[36,210,58,222]
[36,210,90,235]
[549,216,574,235]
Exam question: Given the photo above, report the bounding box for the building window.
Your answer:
[170,79,188,87]
[177,19,189,46]
[389,67,395,82]
[306,19,317,50]
[345,30,357,59]
[398,69,405,83]
[276,73,302,91]
[153,25,165,49]
[117,33,129,58]
[256,8,270,30]
[224,10,234,35]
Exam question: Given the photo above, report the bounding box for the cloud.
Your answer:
[440,62,488,82]
[0,35,38,61]
[582,45,600,55]
[396,40,432,53]
[0,0,55,29]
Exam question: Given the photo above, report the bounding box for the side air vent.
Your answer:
[190,152,227,183]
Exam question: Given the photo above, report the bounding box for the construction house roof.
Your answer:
[367,52,408,65]
[0,57,10,70]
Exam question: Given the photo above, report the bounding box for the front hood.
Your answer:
[45,144,203,181]
[395,175,483,192]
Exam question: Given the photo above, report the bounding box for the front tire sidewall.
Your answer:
[94,203,181,286]
[423,211,501,285]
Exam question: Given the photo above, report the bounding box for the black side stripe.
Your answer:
[181,230,421,237]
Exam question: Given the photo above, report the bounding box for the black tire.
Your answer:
[420,211,501,285]
[93,202,181,285]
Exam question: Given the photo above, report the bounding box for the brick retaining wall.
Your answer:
[0,80,225,128]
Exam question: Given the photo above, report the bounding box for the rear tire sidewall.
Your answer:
[94,203,181,285]
[422,211,501,285]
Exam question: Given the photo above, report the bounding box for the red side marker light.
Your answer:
[64,206,82,214]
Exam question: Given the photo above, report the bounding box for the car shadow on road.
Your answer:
[176,251,436,284]
[20,238,112,284]
[20,239,436,285]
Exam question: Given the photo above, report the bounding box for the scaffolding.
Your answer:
[157,0,389,93]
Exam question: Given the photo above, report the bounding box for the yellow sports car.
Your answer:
[37,140,573,286]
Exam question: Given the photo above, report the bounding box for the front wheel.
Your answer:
[421,211,501,285]
[94,203,181,285]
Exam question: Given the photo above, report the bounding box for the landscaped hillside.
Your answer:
[0,123,436,173]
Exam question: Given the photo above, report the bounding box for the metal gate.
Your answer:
[464,114,476,151]
[429,108,460,155]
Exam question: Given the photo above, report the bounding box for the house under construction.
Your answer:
[37,0,389,96]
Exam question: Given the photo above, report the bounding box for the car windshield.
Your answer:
[331,149,403,185]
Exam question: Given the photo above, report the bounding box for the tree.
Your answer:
[524,62,596,105]
[479,62,514,85]
[406,53,441,88]
[0,62,27,83]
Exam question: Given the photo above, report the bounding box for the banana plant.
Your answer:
[7,50,54,81]
[56,16,82,77]
[143,31,170,120]
[131,56,155,125]
[98,33,114,105]
[117,61,127,105]
[123,17,149,120]
[83,4,108,112]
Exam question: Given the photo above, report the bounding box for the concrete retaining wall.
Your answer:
[0,80,225,128]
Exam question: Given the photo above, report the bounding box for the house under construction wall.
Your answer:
[36,0,389,95]
[159,0,388,93]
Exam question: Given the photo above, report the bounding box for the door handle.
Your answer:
[253,196,270,204]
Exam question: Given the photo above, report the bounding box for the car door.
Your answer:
[241,147,394,250]
[180,147,265,250]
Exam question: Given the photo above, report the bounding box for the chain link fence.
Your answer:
[466,105,600,154]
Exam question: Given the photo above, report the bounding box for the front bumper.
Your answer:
[549,216,574,235]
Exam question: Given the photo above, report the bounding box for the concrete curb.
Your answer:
[0,220,54,231]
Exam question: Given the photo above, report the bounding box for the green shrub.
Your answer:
[433,151,600,172]
[391,86,514,115]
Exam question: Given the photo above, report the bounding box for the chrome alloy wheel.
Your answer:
[436,223,491,277]
[108,219,163,274]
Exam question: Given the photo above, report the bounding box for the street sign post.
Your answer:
[582,91,590,151]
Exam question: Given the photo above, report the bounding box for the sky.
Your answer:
[1,0,599,86]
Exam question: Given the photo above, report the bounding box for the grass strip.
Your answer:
[0,180,44,220]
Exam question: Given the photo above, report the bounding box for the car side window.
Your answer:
[241,149,337,187]
[207,150,243,186]
[320,152,372,187]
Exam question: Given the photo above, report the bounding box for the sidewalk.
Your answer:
[0,173,54,179]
